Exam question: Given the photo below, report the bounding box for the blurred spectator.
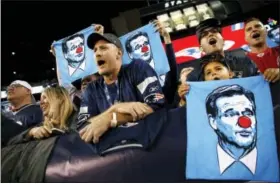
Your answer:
[244,17,280,83]
[5,80,43,130]
[69,73,101,109]
[78,31,165,143]
[81,73,100,92]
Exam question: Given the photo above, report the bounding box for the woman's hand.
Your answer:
[28,126,52,139]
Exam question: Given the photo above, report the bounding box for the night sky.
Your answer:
[1,1,148,87]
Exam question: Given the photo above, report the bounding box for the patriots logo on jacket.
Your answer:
[144,93,164,103]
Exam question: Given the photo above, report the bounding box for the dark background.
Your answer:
[1,1,148,87]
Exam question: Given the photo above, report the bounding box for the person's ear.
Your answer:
[208,115,217,130]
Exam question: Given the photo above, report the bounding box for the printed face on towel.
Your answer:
[200,28,224,54]
[62,34,85,68]
[125,32,153,67]
[245,20,267,47]
[206,85,257,154]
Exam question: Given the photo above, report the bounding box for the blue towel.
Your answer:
[120,23,170,82]
[52,23,170,86]
[185,76,279,182]
[52,26,97,86]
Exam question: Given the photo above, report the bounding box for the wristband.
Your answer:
[110,112,118,128]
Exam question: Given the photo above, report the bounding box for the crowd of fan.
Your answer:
[2,17,279,147]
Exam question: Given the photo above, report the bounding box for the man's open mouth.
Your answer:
[213,77,220,80]
[97,60,106,66]
[252,32,261,39]
[208,37,217,45]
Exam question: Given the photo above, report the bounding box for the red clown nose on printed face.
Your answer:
[76,47,83,53]
[141,45,149,53]
[238,116,251,128]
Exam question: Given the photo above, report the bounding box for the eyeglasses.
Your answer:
[6,84,24,92]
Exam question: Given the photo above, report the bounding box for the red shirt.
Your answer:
[246,46,280,73]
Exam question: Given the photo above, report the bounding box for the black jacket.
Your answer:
[1,113,26,147]
[1,111,78,182]
[1,132,57,182]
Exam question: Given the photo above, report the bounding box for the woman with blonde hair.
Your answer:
[28,86,76,138]
[1,86,77,182]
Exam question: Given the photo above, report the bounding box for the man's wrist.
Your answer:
[88,113,111,127]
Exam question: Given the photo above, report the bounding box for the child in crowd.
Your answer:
[178,52,234,106]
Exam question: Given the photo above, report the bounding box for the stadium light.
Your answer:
[170,10,187,31]
[157,14,173,33]
[183,7,200,28]
[196,3,214,20]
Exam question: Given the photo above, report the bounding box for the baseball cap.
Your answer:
[9,80,37,104]
[87,33,123,52]
[10,80,32,90]
[196,18,222,43]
